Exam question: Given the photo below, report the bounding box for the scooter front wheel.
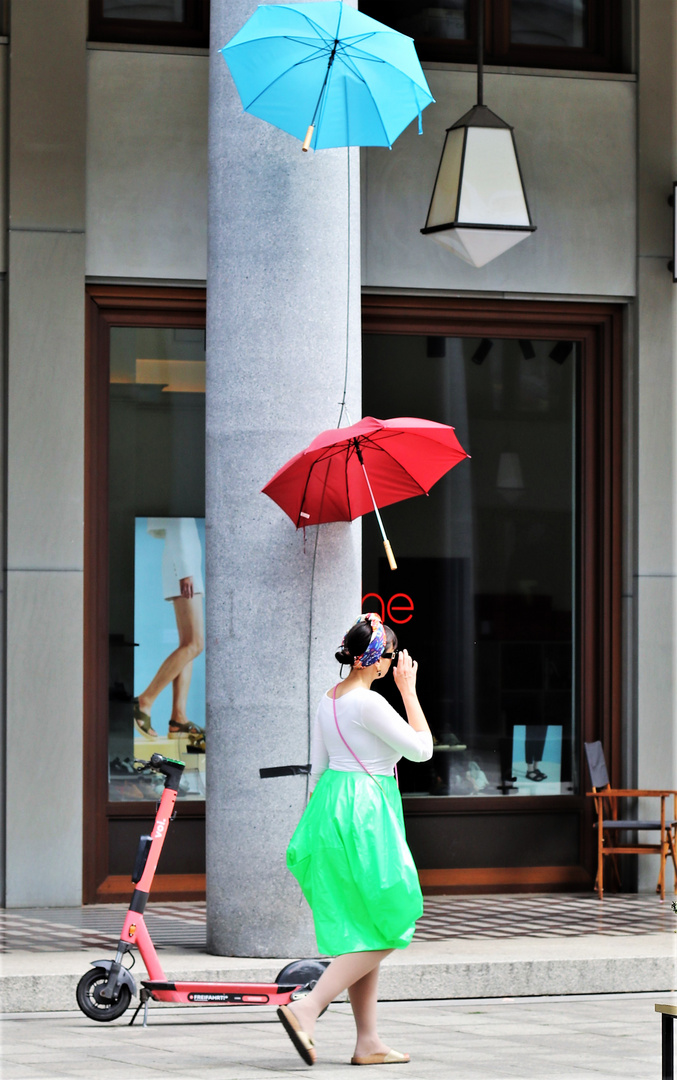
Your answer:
[76,967,132,1021]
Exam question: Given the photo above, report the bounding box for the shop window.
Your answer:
[108,326,206,805]
[361,296,622,893]
[359,1,622,72]
[89,0,209,47]
[363,334,578,799]
[85,286,206,903]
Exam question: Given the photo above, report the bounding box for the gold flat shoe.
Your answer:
[351,1049,410,1065]
[277,1005,316,1066]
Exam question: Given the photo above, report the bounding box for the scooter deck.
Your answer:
[142,980,301,1005]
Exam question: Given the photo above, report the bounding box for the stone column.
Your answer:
[206,0,361,955]
[635,0,677,888]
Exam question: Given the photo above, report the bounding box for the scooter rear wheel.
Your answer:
[275,959,330,987]
[76,967,132,1021]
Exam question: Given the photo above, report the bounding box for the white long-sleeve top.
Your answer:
[310,686,433,790]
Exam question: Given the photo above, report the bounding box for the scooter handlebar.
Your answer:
[133,754,184,770]
[133,756,161,771]
[133,755,186,790]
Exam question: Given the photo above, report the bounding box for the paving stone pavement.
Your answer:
[2,894,673,953]
[0,992,673,1080]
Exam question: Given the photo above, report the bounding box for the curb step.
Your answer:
[1,936,674,1013]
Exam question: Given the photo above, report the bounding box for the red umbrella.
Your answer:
[262,416,469,570]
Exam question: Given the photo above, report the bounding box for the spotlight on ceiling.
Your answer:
[471,338,493,365]
[518,339,535,360]
[549,341,573,365]
[426,336,446,358]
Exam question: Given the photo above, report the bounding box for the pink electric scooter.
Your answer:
[76,753,327,1025]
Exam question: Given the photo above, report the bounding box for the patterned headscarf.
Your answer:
[343,612,386,669]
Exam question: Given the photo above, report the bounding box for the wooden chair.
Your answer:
[584,741,677,899]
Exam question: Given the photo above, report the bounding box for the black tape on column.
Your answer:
[259,764,311,779]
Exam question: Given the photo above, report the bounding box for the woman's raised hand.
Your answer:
[393,648,418,698]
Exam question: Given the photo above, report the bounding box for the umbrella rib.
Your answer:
[276,5,336,43]
[335,37,388,64]
[314,41,338,138]
[310,1,347,143]
[296,456,323,528]
[225,34,330,51]
[332,50,392,145]
[357,435,429,496]
[239,42,331,112]
[295,443,351,525]
[344,440,354,521]
[308,444,348,464]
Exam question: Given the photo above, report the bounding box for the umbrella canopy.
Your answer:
[262,415,469,528]
[220,2,434,151]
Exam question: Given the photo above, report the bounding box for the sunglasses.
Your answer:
[381,650,399,664]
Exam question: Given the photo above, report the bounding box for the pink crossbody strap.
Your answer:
[331,685,398,788]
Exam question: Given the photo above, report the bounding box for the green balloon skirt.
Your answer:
[286,769,423,956]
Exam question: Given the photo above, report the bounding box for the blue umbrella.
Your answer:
[220,2,434,151]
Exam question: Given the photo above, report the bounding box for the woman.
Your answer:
[279,612,432,1067]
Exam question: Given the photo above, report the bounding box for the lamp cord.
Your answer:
[477,0,484,106]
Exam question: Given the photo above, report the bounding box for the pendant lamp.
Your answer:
[421,2,536,268]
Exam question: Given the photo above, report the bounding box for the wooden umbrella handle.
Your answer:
[302,124,314,152]
[383,539,398,571]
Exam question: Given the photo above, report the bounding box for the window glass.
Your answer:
[511,0,586,47]
[359,1,617,71]
[108,326,206,802]
[362,335,577,798]
[103,0,184,19]
[360,1,468,40]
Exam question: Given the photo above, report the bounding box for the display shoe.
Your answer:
[276,1005,316,1066]
[168,719,205,739]
[133,700,157,739]
[526,768,547,781]
[110,757,136,776]
[351,1049,410,1065]
[186,734,205,754]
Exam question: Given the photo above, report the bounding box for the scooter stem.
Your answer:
[137,786,177,894]
[119,783,180,986]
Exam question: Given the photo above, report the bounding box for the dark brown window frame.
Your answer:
[362,294,623,894]
[88,0,209,48]
[361,0,622,73]
[84,284,207,904]
[85,287,622,901]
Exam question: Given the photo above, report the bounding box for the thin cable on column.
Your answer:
[306,145,353,799]
[337,142,351,427]
[305,522,321,802]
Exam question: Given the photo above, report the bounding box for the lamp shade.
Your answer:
[421,105,536,268]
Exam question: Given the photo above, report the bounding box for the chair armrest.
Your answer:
[587,789,677,797]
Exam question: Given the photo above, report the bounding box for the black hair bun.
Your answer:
[335,647,352,665]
